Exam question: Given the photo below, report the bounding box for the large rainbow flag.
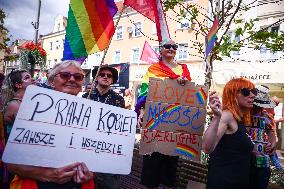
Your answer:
[63,0,118,61]
[134,61,191,114]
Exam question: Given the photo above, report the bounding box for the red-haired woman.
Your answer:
[203,78,256,189]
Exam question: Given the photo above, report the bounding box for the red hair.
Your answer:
[222,78,255,126]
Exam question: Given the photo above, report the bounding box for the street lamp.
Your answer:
[30,0,41,77]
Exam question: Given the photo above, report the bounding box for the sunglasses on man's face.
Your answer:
[239,88,258,97]
[163,44,178,50]
[99,73,113,78]
[55,72,84,82]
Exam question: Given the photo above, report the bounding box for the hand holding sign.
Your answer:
[177,76,188,86]
[73,162,94,184]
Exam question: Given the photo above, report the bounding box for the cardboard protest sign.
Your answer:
[140,78,208,161]
[2,85,137,174]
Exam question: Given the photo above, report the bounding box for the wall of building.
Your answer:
[41,15,67,69]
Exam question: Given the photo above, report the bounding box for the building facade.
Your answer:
[41,15,67,69]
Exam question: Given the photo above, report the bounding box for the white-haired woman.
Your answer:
[6,61,94,189]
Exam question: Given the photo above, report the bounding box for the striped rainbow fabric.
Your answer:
[63,0,118,61]
[205,19,219,59]
[134,61,191,114]
[10,175,94,189]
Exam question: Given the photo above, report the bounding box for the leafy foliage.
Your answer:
[163,0,284,87]
[0,9,10,51]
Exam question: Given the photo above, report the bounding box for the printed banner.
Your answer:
[140,78,208,161]
[2,86,137,174]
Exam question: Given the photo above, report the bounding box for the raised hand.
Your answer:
[209,91,222,117]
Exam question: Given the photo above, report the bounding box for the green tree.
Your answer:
[163,0,284,88]
[0,8,10,50]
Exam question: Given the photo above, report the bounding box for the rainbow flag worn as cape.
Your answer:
[134,61,191,114]
[63,0,118,61]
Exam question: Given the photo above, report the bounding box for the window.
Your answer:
[134,22,142,37]
[57,23,60,32]
[259,25,279,59]
[55,40,60,50]
[116,26,123,40]
[178,43,188,60]
[62,39,65,48]
[232,34,240,55]
[132,48,140,63]
[270,26,279,58]
[54,59,57,64]
[178,18,190,30]
[177,13,191,30]
[50,42,53,50]
[228,31,240,55]
[114,50,121,64]
[48,60,51,68]
[271,26,279,33]
[260,45,267,58]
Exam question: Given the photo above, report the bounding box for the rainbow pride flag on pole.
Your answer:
[63,0,118,61]
[205,19,219,60]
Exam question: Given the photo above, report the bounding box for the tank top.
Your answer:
[206,122,253,189]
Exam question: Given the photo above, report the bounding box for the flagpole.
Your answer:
[87,5,126,99]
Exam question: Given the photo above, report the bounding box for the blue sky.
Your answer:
[1,0,69,42]
[1,0,122,43]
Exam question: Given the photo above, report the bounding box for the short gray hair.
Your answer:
[48,60,83,82]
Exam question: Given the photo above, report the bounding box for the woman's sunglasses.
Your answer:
[163,44,178,50]
[239,88,258,96]
[55,72,84,81]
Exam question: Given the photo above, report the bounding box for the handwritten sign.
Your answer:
[140,78,208,161]
[2,85,137,174]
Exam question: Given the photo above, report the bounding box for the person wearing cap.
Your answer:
[247,85,277,189]
[135,39,191,189]
[82,65,125,189]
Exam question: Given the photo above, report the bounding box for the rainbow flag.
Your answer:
[205,19,219,59]
[63,0,118,61]
[134,61,191,114]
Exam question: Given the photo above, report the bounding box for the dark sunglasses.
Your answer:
[163,44,178,50]
[55,72,84,81]
[99,73,113,78]
[239,88,258,96]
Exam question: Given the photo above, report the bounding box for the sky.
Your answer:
[1,0,69,43]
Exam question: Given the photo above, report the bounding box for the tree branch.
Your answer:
[218,0,243,44]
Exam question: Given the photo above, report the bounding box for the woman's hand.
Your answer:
[137,108,144,128]
[44,162,79,184]
[209,91,222,117]
[73,163,94,184]
[177,76,188,86]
